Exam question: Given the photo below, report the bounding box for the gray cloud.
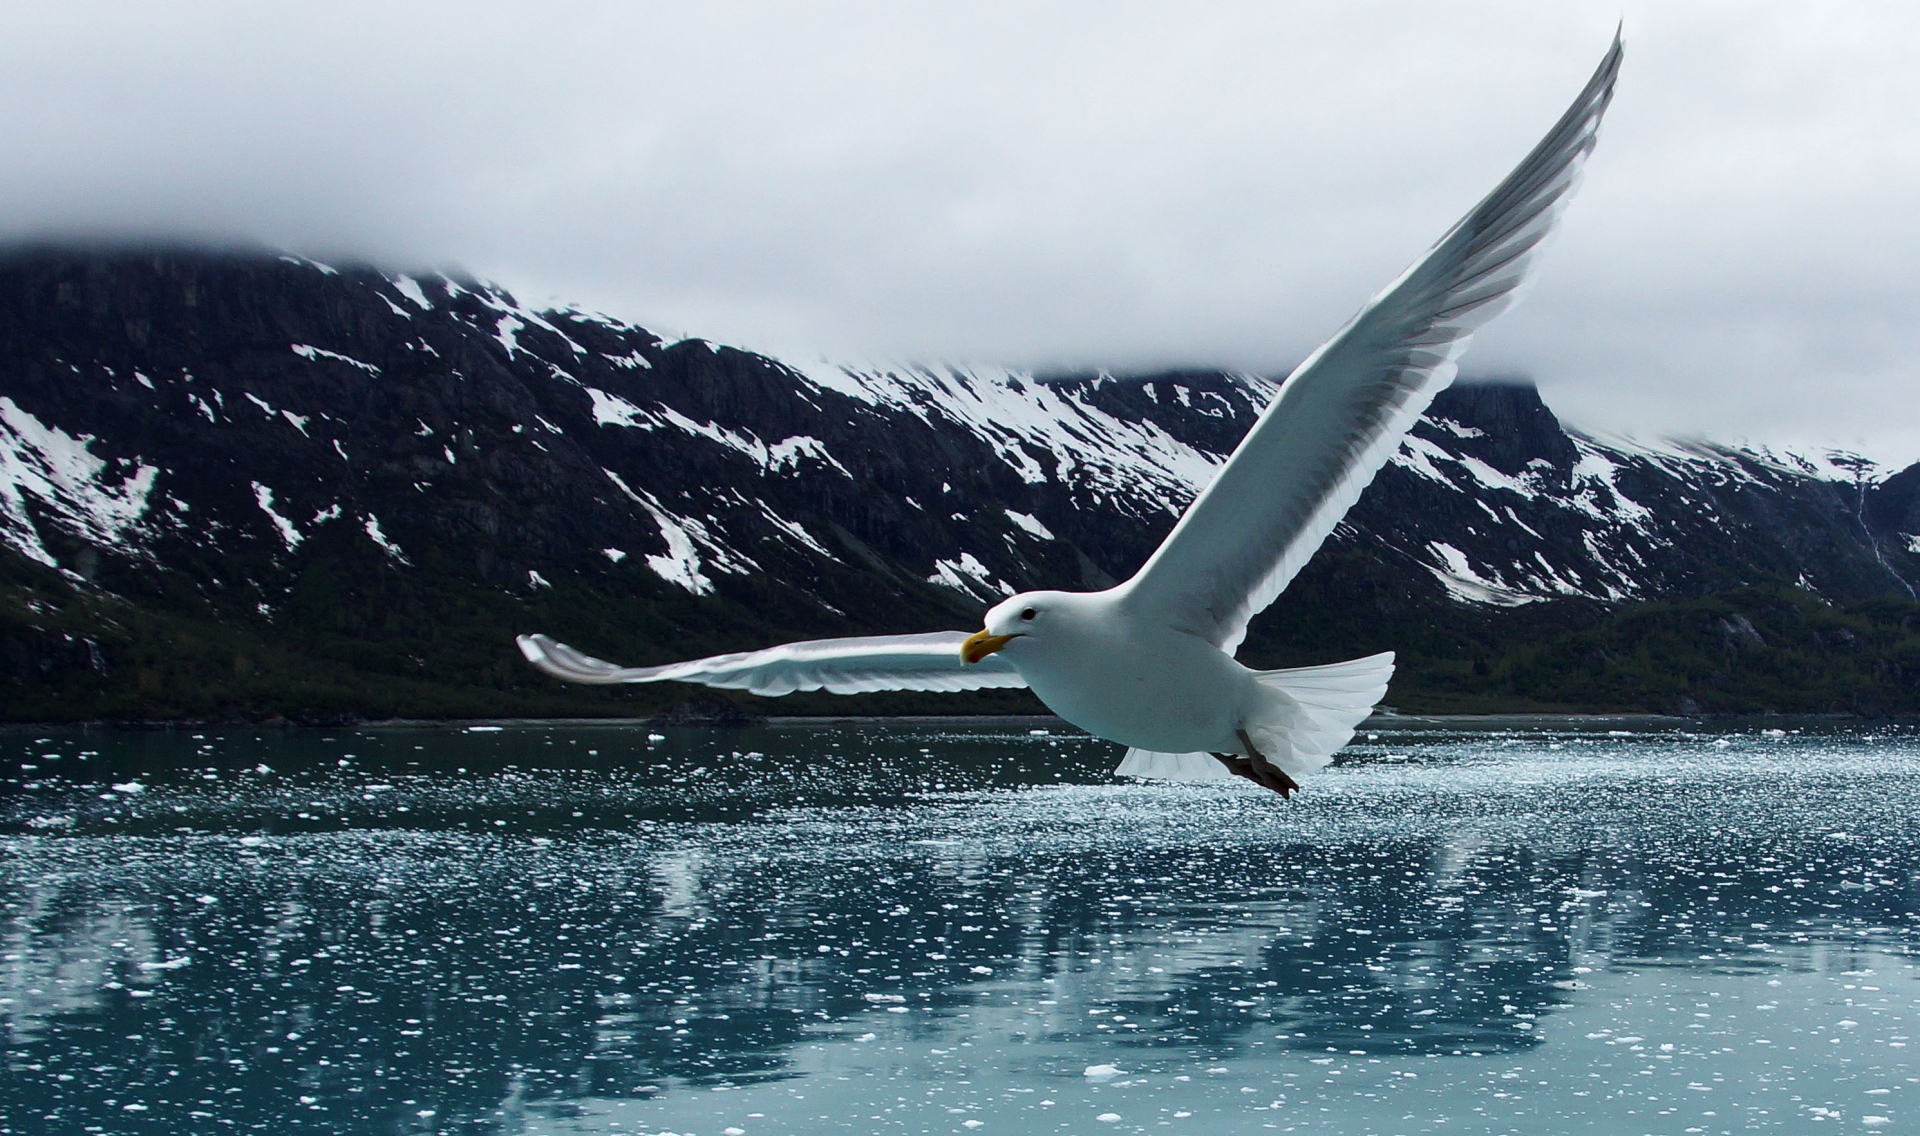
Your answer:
[4,1,1917,462]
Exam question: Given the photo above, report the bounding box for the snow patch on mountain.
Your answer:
[388,275,433,311]
[363,515,409,565]
[787,360,1225,511]
[1426,541,1542,607]
[586,388,656,430]
[252,483,302,550]
[929,552,1012,601]
[600,468,758,595]
[759,505,834,559]
[291,344,380,374]
[0,397,158,568]
[472,288,586,357]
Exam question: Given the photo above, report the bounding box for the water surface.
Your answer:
[3,719,1918,1134]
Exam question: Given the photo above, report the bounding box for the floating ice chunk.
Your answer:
[1084,1064,1121,1080]
[603,548,627,563]
[112,781,145,794]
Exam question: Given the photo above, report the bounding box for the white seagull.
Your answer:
[519,36,1622,797]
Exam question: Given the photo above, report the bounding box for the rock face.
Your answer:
[2,247,1917,720]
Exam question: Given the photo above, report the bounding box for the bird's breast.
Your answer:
[1012,628,1247,754]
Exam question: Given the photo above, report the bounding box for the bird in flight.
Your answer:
[519,35,1623,797]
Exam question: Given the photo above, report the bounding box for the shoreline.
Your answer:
[1,710,1893,733]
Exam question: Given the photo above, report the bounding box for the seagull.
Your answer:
[519,35,1622,796]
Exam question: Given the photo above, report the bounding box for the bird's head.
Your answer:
[961,590,1077,664]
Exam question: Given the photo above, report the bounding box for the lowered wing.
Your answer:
[1119,34,1622,653]
[516,631,1027,697]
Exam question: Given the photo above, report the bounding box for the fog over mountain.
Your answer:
[2,4,1918,461]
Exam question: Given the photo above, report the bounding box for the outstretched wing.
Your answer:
[1119,34,1622,653]
[516,631,1027,697]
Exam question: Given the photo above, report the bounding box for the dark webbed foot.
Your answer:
[1215,729,1301,799]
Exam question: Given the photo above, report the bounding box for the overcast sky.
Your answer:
[3,2,1916,463]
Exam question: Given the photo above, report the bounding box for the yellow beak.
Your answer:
[961,629,1017,664]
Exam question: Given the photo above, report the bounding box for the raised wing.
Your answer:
[1119,34,1622,653]
[516,631,1027,697]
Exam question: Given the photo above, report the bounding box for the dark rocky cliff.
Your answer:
[2,247,1917,720]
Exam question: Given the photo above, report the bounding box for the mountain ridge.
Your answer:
[2,246,1917,721]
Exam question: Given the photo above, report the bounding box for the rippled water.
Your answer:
[3,718,1918,1135]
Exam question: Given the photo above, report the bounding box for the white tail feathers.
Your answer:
[1114,748,1237,779]
[1253,650,1395,773]
[1115,651,1394,782]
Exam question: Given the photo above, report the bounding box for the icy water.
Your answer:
[3,720,1919,1136]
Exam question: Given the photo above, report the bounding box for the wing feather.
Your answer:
[1119,35,1622,651]
[516,631,1027,697]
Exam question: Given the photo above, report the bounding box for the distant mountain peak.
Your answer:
[2,245,1917,719]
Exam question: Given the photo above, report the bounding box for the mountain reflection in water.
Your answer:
[2,721,1917,1133]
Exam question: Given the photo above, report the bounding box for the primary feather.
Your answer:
[517,631,1025,698]
[1117,35,1622,652]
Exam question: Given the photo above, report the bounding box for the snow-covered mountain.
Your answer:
[2,248,1916,719]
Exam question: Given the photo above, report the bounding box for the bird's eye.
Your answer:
[1021,607,1037,621]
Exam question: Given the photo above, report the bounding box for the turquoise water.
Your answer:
[2,719,1918,1134]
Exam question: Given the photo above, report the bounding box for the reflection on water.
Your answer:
[2,720,1918,1133]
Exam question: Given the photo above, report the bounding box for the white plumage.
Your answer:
[516,630,1023,697]
[518,36,1622,794]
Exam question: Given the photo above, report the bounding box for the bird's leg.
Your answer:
[1211,752,1259,784]
[1236,728,1301,799]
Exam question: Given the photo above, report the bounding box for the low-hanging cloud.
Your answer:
[3,1,1918,463]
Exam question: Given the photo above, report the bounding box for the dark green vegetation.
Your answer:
[1390,587,1920,716]
[9,526,1918,722]
[1243,559,1920,717]
[0,528,1048,724]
